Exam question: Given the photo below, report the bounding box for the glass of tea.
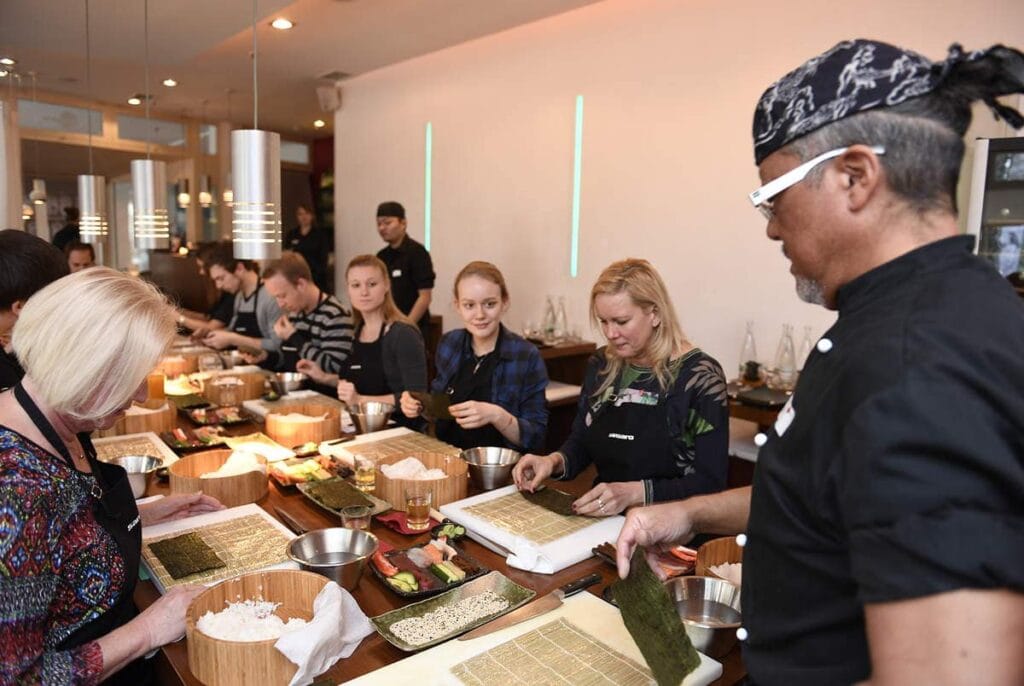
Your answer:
[341,505,372,530]
[353,455,376,493]
[144,372,166,409]
[405,486,432,531]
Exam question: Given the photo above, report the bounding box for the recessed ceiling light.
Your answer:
[128,96,142,106]
[313,119,326,129]
[270,17,294,30]
[0,57,15,66]
[163,78,177,87]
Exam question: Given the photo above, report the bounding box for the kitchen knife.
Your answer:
[458,572,602,641]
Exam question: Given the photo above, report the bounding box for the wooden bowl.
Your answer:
[374,451,468,512]
[695,536,744,580]
[206,372,268,404]
[186,569,329,686]
[94,401,176,438]
[169,449,268,508]
[157,354,199,377]
[264,401,341,447]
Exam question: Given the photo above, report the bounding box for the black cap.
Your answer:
[376,201,405,220]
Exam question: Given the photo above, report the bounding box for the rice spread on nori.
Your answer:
[521,487,577,516]
[149,532,227,580]
[612,547,700,685]
[305,477,373,510]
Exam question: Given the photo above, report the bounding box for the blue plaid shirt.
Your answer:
[431,325,549,453]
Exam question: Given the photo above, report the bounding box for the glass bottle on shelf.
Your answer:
[554,296,569,341]
[739,320,759,382]
[797,326,814,371]
[772,323,797,391]
[542,296,557,341]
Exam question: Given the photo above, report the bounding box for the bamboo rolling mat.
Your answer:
[462,492,594,546]
[346,432,461,460]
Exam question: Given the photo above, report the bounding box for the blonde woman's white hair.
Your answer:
[11,267,176,421]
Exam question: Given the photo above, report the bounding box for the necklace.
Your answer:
[472,352,491,375]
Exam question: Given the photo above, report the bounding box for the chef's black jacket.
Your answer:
[743,236,1024,685]
[377,235,435,332]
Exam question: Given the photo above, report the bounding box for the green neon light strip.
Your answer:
[424,122,433,251]
[571,95,584,277]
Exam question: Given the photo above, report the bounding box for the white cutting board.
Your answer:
[140,503,299,593]
[346,591,721,686]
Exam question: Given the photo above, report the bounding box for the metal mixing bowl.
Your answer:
[275,372,308,393]
[665,575,742,658]
[287,528,379,590]
[111,455,163,499]
[349,401,394,434]
[461,447,521,491]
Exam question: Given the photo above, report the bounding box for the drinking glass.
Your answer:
[198,352,223,373]
[341,505,372,530]
[404,486,432,531]
[353,455,376,493]
[144,372,166,409]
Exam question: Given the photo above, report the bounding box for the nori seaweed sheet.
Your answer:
[521,487,577,516]
[611,547,700,685]
[410,391,453,421]
[149,532,227,580]
[305,477,373,510]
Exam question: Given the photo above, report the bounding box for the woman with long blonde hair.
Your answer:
[297,255,427,415]
[513,258,728,516]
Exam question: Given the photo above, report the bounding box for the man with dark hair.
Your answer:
[375,201,435,335]
[175,242,233,336]
[0,229,69,389]
[248,251,353,379]
[64,241,95,272]
[200,246,282,355]
[616,41,1024,685]
[51,207,80,252]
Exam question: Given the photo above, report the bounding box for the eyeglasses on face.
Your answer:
[748,145,886,220]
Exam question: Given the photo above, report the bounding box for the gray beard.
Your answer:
[795,276,826,306]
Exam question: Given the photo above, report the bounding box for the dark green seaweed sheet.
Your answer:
[410,391,453,421]
[149,532,226,580]
[611,547,700,686]
[305,477,373,511]
[521,487,576,516]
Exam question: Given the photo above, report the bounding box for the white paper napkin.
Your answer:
[274,581,374,686]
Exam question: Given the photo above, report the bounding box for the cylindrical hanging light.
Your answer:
[199,174,213,207]
[78,174,109,241]
[29,178,47,204]
[132,159,170,249]
[231,129,281,259]
[177,177,191,207]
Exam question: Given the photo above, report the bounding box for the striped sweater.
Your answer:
[266,292,354,374]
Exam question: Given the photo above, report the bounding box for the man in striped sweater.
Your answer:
[253,251,354,378]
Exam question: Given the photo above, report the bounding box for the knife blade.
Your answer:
[274,507,308,535]
[458,572,602,641]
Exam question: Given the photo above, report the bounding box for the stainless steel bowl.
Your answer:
[287,528,379,590]
[461,447,521,491]
[665,575,742,658]
[275,372,308,393]
[349,401,394,434]
[111,455,163,499]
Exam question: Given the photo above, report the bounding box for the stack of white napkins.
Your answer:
[275,582,374,686]
[379,456,446,480]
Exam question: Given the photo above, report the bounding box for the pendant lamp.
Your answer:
[78,0,109,245]
[232,0,281,260]
[131,0,170,250]
[177,178,191,207]
[28,73,47,206]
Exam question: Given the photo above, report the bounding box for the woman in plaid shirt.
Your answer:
[401,262,548,452]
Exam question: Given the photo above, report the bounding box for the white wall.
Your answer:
[334,0,1024,375]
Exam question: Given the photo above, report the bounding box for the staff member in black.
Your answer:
[285,204,332,294]
[0,268,222,683]
[375,201,435,337]
[200,245,283,355]
[616,40,1024,686]
[514,259,728,515]
[298,255,427,423]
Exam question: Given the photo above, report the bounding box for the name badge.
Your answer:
[774,396,796,437]
[608,432,635,441]
[392,269,402,277]
[350,365,362,370]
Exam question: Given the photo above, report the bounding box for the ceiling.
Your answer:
[0,0,604,139]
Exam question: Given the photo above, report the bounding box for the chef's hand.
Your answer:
[336,380,361,405]
[296,358,333,385]
[512,453,563,493]
[201,330,235,350]
[189,326,211,342]
[239,348,268,364]
[448,400,503,429]
[139,492,225,526]
[133,584,207,649]
[273,315,296,340]
[615,501,697,580]
[573,481,644,518]
[399,391,423,419]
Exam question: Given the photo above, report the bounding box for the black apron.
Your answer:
[13,385,149,685]
[232,283,263,337]
[339,321,390,396]
[437,335,505,449]
[580,369,674,502]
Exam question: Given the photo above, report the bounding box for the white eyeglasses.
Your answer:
[748,145,885,220]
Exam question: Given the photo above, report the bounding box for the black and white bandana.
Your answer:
[752,39,1024,164]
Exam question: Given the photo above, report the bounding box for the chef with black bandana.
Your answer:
[0,268,223,684]
[616,40,1024,686]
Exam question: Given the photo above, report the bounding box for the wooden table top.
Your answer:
[135,406,746,685]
